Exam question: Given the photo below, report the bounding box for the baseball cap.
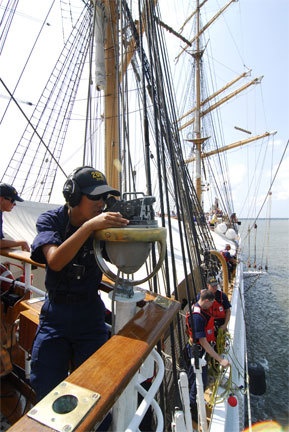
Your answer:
[207,276,218,286]
[0,183,24,202]
[74,167,120,196]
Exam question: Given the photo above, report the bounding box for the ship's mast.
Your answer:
[191,0,206,205]
[103,0,120,190]
[183,0,276,207]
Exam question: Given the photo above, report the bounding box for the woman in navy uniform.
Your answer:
[30,166,129,401]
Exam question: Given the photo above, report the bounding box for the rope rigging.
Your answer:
[0,0,57,124]
[1,3,93,202]
[0,0,20,55]
[118,1,227,423]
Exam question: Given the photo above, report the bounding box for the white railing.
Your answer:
[0,273,45,297]
[125,349,164,432]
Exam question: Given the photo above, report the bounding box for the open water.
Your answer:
[241,219,289,429]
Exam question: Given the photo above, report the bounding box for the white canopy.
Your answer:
[2,200,59,247]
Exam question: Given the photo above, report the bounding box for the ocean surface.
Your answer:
[241,219,289,429]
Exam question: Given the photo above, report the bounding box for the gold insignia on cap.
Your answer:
[91,171,104,181]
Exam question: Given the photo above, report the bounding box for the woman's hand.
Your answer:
[85,212,129,231]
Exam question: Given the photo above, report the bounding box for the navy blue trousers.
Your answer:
[186,343,208,405]
[30,296,108,402]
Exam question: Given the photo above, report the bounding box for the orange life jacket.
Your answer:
[185,304,215,343]
[209,293,226,320]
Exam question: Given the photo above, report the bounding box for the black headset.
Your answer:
[62,166,94,207]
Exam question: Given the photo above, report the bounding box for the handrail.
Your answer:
[1,248,45,297]
[0,275,45,297]
[0,248,45,268]
[0,248,116,297]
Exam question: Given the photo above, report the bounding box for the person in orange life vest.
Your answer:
[186,289,230,414]
[186,304,215,345]
[0,183,30,251]
[204,276,231,332]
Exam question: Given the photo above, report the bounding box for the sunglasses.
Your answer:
[85,193,108,202]
[4,197,16,204]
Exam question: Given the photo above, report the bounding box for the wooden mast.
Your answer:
[191,0,204,203]
[103,0,158,191]
[103,0,120,190]
[175,0,238,61]
[181,1,271,203]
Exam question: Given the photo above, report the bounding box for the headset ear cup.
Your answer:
[63,166,95,207]
[62,178,82,207]
[62,178,72,204]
